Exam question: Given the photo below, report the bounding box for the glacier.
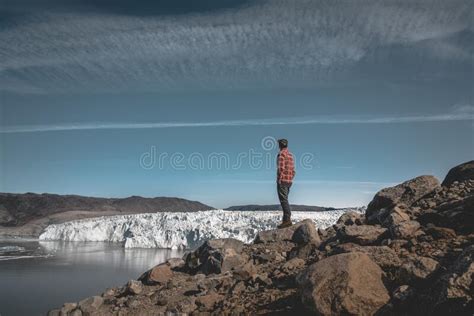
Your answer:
[39,209,362,249]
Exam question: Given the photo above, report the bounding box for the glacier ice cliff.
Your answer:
[39,209,361,249]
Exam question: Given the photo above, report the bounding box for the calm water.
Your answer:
[0,239,184,316]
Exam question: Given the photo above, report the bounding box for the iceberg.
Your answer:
[39,209,361,249]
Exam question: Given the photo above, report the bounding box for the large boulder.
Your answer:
[138,262,174,285]
[297,252,390,315]
[184,238,246,275]
[255,219,316,244]
[442,160,474,187]
[366,175,440,221]
[331,244,402,272]
[292,220,321,245]
[337,225,387,245]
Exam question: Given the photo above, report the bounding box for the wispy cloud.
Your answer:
[2,110,472,133]
[0,0,471,94]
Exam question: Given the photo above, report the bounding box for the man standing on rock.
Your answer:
[276,139,295,228]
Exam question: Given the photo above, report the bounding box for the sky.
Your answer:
[0,0,473,208]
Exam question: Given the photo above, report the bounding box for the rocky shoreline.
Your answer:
[48,161,473,315]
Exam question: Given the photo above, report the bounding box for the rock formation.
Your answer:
[48,161,473,315]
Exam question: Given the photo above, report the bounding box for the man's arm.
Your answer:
[290,153,295,179]
[277,153,285,184]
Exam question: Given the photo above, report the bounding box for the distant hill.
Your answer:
[225,204,337,212]
[0,192,214,237]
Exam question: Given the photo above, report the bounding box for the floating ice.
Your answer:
[0,245,26,254]
[39,209,362,249]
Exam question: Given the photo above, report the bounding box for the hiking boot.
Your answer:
[277,220,293,229]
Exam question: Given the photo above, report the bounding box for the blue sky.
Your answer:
[0,0,473,208]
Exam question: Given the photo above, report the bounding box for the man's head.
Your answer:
[278,139,288,150]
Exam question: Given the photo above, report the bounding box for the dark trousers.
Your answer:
[277,182,292,222]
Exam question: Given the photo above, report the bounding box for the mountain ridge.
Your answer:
[0,192,214,237]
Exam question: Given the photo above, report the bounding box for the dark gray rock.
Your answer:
[428,195,474,234]
[184,238,246,275]
[392,285,415,305]
[442,160,474,187]
[432,245,474,314]
[425,226,457,239]
[291,220,321,245]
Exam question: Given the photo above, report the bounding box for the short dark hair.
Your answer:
[278,139,288,148]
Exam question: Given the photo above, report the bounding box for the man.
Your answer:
[276,139,295,228]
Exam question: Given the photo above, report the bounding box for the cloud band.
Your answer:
[1,112,472,133]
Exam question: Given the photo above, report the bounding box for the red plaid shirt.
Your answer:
[277,148,295,184]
